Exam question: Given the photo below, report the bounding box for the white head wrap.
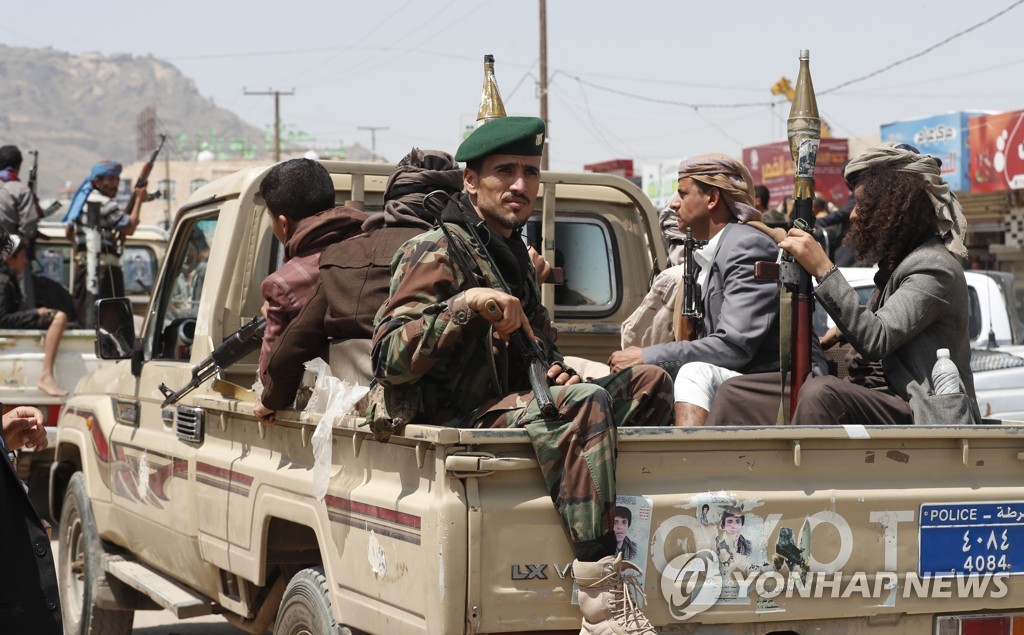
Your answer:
[845,142,968,259]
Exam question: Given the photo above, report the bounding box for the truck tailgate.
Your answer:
[453,424,1024,632]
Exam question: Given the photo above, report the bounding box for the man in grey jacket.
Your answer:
[609,154,781,426]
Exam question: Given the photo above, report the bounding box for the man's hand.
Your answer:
[820,325,840,350]
[2,406,47,451]
[464,288,535,341]
[528,246,552,285]
[547,362,582,386]
[779,227,833,280]
[253,402,275,425]
[608,346,643,372]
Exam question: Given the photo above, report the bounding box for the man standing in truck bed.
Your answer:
[63,160,146,327]
[371,116,671,634]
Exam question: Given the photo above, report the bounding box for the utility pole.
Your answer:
[244,88,295,162]
[357,126,389,160]
[538,0,549,170]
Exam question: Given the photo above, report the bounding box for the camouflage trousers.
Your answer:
[473,364,673,560]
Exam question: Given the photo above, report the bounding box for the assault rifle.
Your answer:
[27,150,38,199]
[422,191,557,418]
[158,315,266,407]
[672,227,708,342]
[124,134,166,218]
[24,151,61,221]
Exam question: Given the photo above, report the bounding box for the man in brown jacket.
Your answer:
[253,159,367,422]
[256,149,463,421]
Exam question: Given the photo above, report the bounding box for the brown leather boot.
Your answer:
[573,554,657,634]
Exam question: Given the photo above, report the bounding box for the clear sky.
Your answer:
[3,0,1023,170]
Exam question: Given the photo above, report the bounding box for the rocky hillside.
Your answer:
[0,45,265,198]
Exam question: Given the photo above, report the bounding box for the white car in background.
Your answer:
[814,267,1024,421]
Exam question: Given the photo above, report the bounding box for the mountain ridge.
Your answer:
[0,45,265,198]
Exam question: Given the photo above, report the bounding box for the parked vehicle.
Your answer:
[1,222,168,520]
[817,267,1024,421]
[815,267,1021,348]
[51,162,1024,634]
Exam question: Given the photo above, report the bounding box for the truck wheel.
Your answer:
[274,567,349,635]
[58,472,133,635]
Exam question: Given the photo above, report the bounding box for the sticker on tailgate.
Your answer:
[919,502,1024,576]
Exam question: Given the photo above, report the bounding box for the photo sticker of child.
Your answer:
[614,506,639,562]
[721,510,752,556]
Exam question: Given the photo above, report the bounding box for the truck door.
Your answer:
[107,213,225,583]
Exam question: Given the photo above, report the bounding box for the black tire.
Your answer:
[32,273,77,322]
[58,472,134,635]
[274,567,347,635]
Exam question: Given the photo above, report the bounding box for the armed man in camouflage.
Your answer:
[370,116,671,634]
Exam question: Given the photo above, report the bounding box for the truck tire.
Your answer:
[58,472,134,635]
[274,567,349,635]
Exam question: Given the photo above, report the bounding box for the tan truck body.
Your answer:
[51,161,1024,634]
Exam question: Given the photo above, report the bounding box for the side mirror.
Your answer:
[95,298,135,360]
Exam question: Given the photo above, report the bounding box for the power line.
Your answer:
[820,0,1024,94]
[552,0,1022,112]
[565,74,773,109]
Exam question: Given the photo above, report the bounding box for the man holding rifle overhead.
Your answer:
[370,115,672,634]
[63,160,146,326]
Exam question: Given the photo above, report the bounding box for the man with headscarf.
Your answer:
[255,148,465,421]
[709,143,980,426]
[609,154,782,426]
[62,160,146,327]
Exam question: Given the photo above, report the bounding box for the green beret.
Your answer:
[455,116,546,162]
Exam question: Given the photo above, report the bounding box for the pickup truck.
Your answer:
[51,161,1024,635]
[1,222,167,520]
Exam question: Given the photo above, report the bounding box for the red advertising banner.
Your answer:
[969,109,1024,193]
[743,139,850,209]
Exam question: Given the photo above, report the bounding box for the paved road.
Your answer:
[131,611,244,634]
[51,540,253,634]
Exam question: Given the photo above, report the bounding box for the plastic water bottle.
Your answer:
[931,349,962,395]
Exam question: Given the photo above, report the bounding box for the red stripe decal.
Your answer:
[196,462,254,487]
[324,495,421,530]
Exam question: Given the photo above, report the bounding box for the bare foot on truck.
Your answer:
[37,374,68,397]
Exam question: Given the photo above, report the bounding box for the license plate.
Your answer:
[919,502,1024,576]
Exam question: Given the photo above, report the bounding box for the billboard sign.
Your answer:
[881,112,974,192]
[969,109,1024,193]
[743,139,849,209]
[642,159,685,210]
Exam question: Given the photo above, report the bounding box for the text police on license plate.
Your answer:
[919,502,1024,576]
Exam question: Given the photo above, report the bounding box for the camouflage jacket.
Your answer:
[370,194,559,430]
